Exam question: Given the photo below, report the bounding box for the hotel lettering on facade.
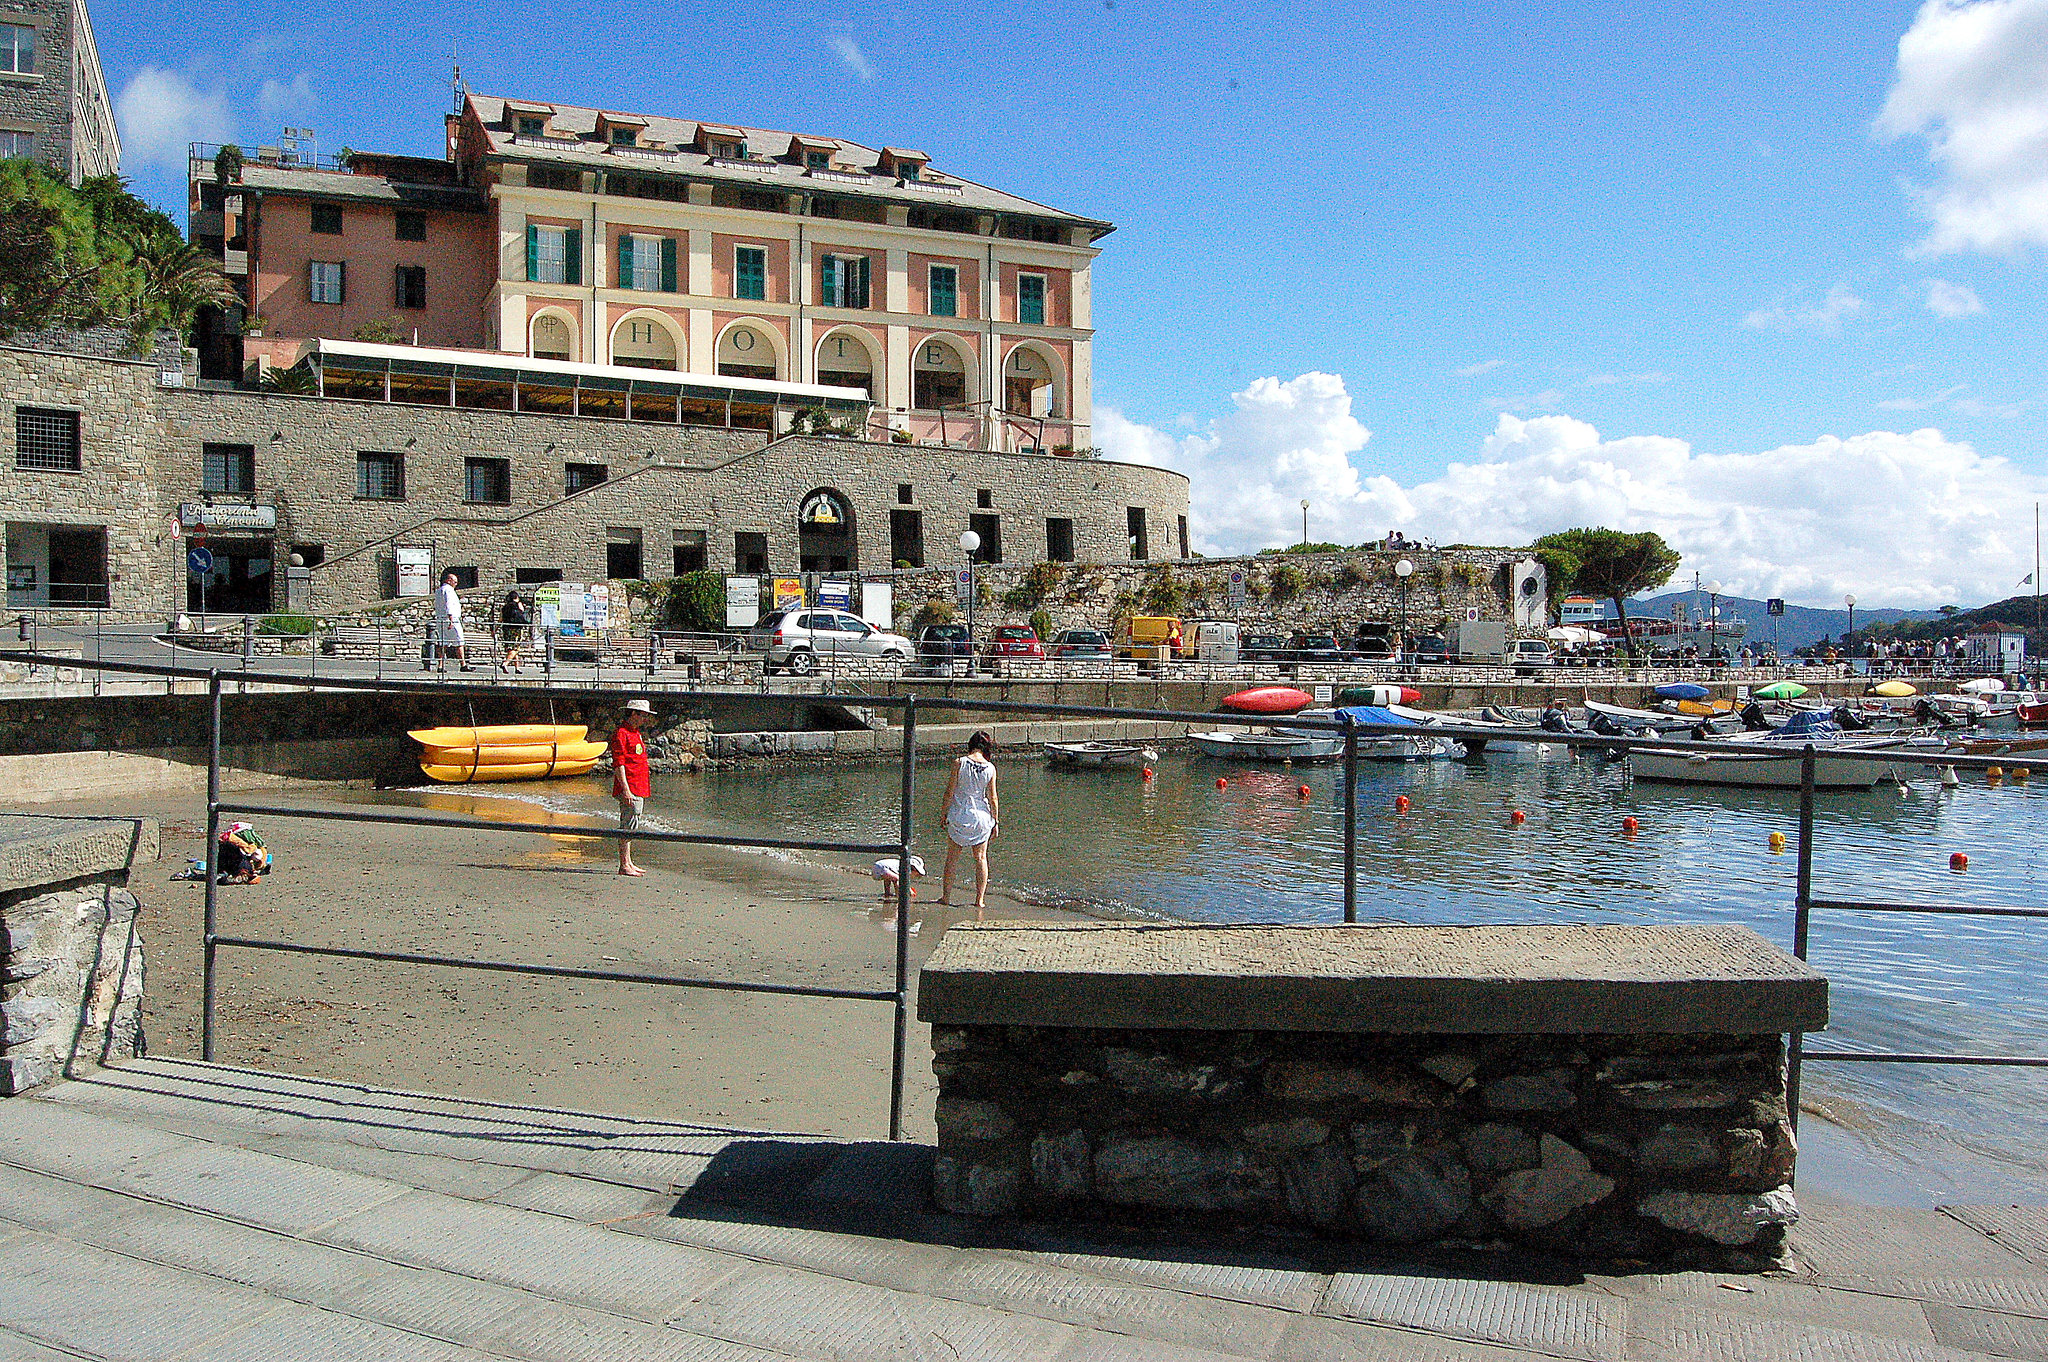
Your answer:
[3,90,1187,616]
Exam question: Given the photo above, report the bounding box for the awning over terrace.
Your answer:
[287,339,871,431]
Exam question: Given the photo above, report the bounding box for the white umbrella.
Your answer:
[1547,626,1601,644]
[1957,677,2005,694]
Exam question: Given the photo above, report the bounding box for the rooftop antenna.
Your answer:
[278,126,317,167]
[451,46,467,114]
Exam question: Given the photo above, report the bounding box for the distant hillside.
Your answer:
[1880,594,2046,650]
[1604,592,1941,652]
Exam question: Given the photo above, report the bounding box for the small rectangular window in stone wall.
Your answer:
[0,23,34,74]
[202,442,255,493]
[463,456,510,504]
[357,451,404,500]
[15,407,80,472]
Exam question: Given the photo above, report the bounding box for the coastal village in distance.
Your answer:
[3,0,2047,1357]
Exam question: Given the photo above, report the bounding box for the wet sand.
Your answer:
[43,781,1061,1143]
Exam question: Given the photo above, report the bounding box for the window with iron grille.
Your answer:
[464,457,510,504]
[356,451,404,500]
[564,462,608,494]
[15,407,79,471]
[201,442,255,493]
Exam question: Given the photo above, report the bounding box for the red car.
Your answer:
[983,624,1045,663]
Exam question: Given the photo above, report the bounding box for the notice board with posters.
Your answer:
[557,582,587,636]
[773,578,804,611]
[534,584,561,630]
[726,576,761,628]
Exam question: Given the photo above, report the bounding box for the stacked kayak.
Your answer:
[409,724,604,783]
[1220,686,1313,715]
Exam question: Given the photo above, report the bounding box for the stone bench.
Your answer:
[918,921,1827,1266]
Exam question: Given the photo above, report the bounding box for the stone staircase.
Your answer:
[2,1057,2045,1360]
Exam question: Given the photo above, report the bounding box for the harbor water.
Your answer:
[421,742,2048,1203]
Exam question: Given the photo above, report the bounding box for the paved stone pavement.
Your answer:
[2,1058,2045,1361]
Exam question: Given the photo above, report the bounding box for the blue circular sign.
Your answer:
[187,546,214,575]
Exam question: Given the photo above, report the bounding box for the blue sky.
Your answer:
[103,0,2048,607]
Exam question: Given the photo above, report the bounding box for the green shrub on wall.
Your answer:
[1003,561,1065,609]
[911,598,956,632]
[256,612,316,636]
[1268,563,1306,602]
[651,572,726,633]
[1029,608,1053,640]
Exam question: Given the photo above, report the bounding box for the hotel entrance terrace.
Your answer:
[282,339,873,433]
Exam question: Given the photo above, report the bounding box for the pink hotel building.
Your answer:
[190,94,1110,452]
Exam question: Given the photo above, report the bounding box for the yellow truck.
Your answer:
[1114,615,1183,663]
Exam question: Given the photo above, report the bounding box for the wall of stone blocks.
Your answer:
[931,1024,1800,1265]
[1,876,145,1093]
[0,0,75,179]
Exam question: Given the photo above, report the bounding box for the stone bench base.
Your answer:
[933,1024,1799,1265]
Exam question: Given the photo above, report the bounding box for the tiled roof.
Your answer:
[236,164,486,211]
[469,94,1110,237]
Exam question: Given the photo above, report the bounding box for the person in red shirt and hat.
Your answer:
[611,699,655,876]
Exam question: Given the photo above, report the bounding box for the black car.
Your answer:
[1286,632,1344,663]
[1239,632,1292,664]
[914,622,971,672]
[1348,623,1397,662]
[1406,635,1451,665]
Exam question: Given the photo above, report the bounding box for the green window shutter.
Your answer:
[821,255,838,306]
[619,233,634,290]
[661,237,677,292]
[564,227,582,285]
[526,223,538,282]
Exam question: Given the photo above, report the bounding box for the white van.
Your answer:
[1508,638,1555,674]
[1193,620,1239,665]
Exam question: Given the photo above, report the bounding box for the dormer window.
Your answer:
[713,140,746,159]
[610,127,636,146]
[880,146,931,181]
[517,116,545,137]
[596,113,648,147]
[806,151,830,171]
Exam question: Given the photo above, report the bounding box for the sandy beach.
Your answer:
[39,777,1063,1143]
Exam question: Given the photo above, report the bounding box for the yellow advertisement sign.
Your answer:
[773,578,805,610]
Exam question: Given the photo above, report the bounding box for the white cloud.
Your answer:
[829,36,876,81]
[1453,358,1503,377]
[1878,0,2048,255]
[115,66,234,170]
[1878,383,1968,410]
[1100,372,2048,608]
[1583,371,1671,387]
[1742,284,1866,335]
[257,73,316,124]
[1923,277,1986,316]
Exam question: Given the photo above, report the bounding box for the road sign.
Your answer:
[1766,598,1786,617]
[1228,569,1246,609]
[186,546,214,576]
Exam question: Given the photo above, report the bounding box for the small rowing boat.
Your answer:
[1189,729,1345,762]
[1043,740,1160,768]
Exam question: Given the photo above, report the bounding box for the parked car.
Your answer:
[1508,638,1556,675]
[984,623,1045,664]
[1348,622,1397,662]
[914,621,973,673]
[1047,627,1111,660]
[1240,632,1292,664]
[1286,632,1345,664]
[1406,634,1451,665]
[747,608,913,675]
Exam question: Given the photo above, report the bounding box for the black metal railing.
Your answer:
[15,651,2047,1142]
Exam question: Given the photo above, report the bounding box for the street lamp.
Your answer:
[960,530,981,676]
[1704,580,1721,660]
[1394,558,1414,657]
[1844,594,1856,665]
[1300,499,1310,550]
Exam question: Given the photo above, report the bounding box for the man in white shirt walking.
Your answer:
[433,570,472,673]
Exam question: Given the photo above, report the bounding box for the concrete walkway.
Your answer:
[3,1059,2045,1361]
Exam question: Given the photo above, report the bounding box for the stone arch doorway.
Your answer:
[798,488,857,572]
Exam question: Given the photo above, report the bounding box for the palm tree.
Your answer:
[121,233,240,348]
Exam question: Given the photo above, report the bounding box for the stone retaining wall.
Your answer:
[1,817,156,1093]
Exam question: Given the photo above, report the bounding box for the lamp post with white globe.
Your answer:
[960,530,981,675]
[1300,499,1310,550]
[1844,594,1856,664]
[1705,580,1721,660]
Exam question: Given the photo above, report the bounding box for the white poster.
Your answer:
[861,581,892,630]
[726,576,761,628]
[585,582,610,633]
[558,582,586,636]
[394,546,433,598]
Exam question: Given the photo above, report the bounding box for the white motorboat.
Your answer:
[1187,729,1346,762]
[1043,740,1160,768]
[1627,713,1943,789]
[1297,707,1454,762]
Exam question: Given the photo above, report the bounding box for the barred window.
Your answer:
[201,442,255,492]
[463,456,510,504]
[356,451,404,499]
[15,407,80,471]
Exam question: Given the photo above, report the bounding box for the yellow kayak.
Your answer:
[420,757,600,784]
[1870,680,1917,698]
[423,740,607,767]
[408,723,588,748]
[1675,698,1735,717]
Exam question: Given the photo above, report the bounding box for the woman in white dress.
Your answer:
[937,731,999,912]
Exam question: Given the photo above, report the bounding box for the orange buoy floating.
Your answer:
[1141,766,1155,781]
[2012,764,2031,782]
[1769,831,1787,852]
[1394,795,1411,813]
[1509,810,1527,826]
[1215,776,1228,790]
[1298,784,1312,800]
[1621,816,1639,836]
[1950,852,1969,871]
[1987,766,2004,782]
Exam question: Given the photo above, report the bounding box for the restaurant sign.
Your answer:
[179,503,277,532]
